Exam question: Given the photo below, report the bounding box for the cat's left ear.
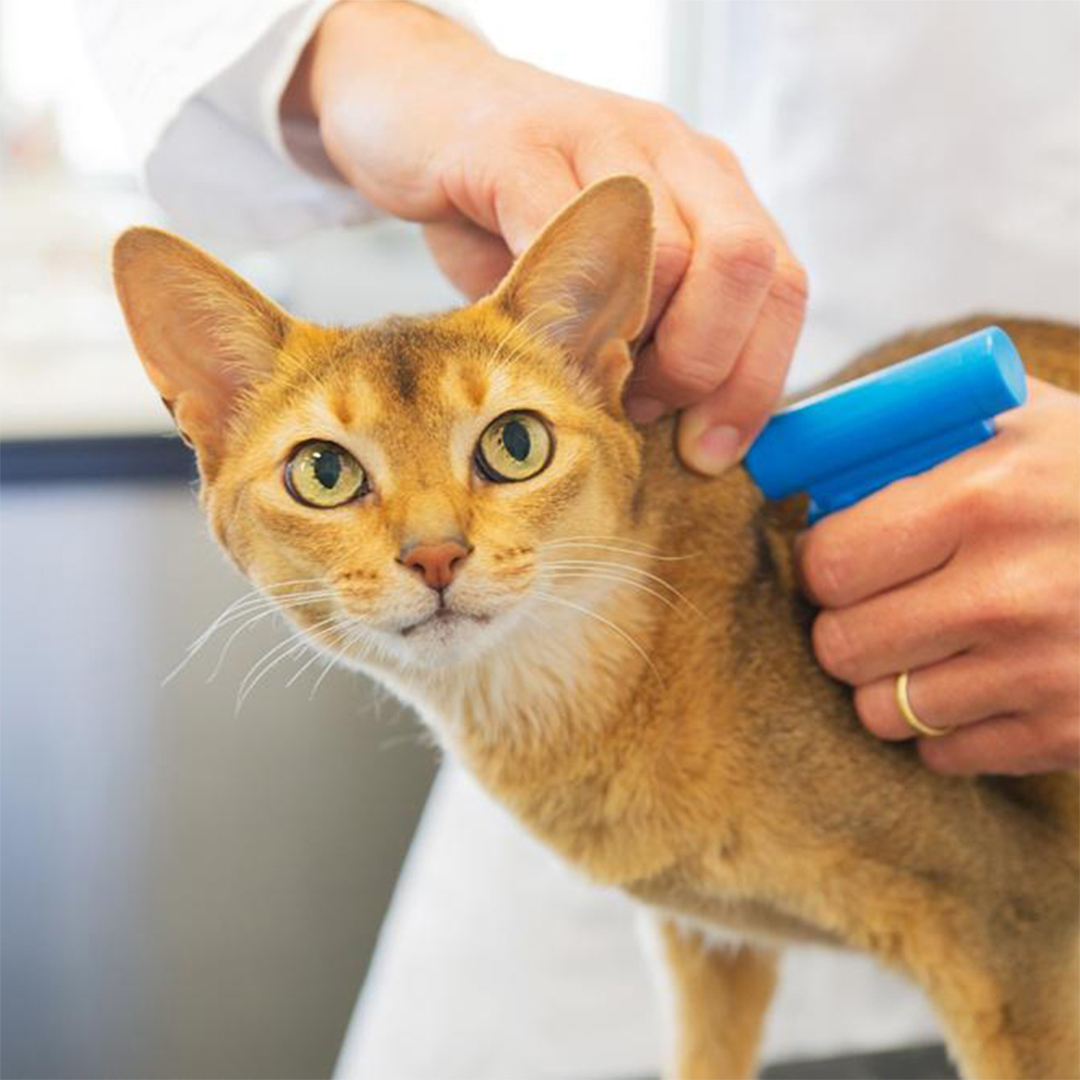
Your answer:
[112,227,292,478]
[489,175,655,410]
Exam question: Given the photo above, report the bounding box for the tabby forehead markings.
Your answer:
[330,387,353,429]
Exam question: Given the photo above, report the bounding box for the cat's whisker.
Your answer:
[310,655,339,700]
[357,677,393,723]
[203,592,340,684]
[286,628,346,689]
[542,534,666,551]
[290,616,367,690]
[190,578,330,639]
[540,568,686,615]
[541,539,698,562]
[531,589,662,685]
[200,581,336,635]
[542,558,706,620]
[235,613,342,712]
[310,621,371,700]
[197,590,334,653]
[165,582,336,685]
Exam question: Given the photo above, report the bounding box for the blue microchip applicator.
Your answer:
[743,326,1027,522]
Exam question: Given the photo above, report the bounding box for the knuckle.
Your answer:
[659,352,725,399]
[702,135,742,173]
[813,611,859,682]
[969,563,1035,634]
[770,261,811,317]
[702,226,777,292]
[641,101,685,136]
[954,468,1007,530]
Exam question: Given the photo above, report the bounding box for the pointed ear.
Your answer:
[112,227,292,473]
[489,175,655,409]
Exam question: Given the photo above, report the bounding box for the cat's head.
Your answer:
[113,177,656,672]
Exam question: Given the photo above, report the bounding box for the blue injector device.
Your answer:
[743,326,1027,523]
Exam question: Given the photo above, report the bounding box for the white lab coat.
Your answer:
[81,2,1080,1076]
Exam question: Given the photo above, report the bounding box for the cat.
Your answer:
[113,176,1079,1080]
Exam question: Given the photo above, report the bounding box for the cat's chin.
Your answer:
[374,607,508,671]
[399,608,491,640]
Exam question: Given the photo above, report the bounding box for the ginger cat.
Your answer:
[113,177,1079,1080]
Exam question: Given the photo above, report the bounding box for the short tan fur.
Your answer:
[114,177,1079,1080]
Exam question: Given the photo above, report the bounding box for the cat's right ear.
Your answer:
[489,175,656,411]
[112,227,291,474]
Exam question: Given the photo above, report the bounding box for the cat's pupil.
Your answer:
[313,449,342,489]
[502,420,531,462]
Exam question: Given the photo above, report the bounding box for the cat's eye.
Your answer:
[475,412,553,483]
[285,441,367,508]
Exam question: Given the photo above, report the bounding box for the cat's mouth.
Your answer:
[400,607,491,637]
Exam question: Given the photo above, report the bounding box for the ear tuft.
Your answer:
[490,175,655,407]
[112,227,292,471]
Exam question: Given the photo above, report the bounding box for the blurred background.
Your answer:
[0,3,679,1077]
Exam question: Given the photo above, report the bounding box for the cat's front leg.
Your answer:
[641,913,779,1080]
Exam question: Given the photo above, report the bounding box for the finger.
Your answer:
[853,651,1028,741]
[629,220,775,409]
[796,471,963,608]
[489,150,583,256]
[811,572,975,686]
[626,144,789,411]
[916,713,1077,776]
[675,263,807,474]
[424,220,514,299]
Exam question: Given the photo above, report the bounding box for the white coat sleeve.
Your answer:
[78,1,477,242]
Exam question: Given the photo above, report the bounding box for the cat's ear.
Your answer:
[112,227,292,473]
[490,175,655,408]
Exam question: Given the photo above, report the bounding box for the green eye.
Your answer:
[476,412,553,483]
[285,441,366,508]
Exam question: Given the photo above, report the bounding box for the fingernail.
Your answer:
[692,424,742,474]
[624,396,666,425]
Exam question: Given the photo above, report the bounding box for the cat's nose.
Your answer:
[399,540,472,591]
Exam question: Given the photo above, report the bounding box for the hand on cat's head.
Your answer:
[113,177,661,671]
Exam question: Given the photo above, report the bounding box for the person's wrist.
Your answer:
[284,0,502,212]
[287,1,489,120]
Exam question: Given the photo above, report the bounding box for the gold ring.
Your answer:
[895,672,952,739]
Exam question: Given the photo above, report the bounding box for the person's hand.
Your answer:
[797,378,1080,775]
[282,1,808,475]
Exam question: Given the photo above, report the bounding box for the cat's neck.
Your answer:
[365,423,812,881]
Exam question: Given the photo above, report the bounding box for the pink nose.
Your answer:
[400,541,471,590]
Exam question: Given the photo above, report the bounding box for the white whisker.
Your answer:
[540,568,685,615]
[542,558,705,620]
[164,580,336,685]
[235,613,341,713]
[205,592,338,683]
[532,589,662,685]
[541,539,697,562]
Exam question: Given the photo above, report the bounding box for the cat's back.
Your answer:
[826,314,1079,393]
